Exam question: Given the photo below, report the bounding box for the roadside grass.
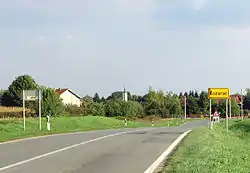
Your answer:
[0,116,186,142]
[163,119,250,173]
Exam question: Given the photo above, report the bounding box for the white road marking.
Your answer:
[143,130,192,173]
[0,128,147,171]
[0,128,137,145]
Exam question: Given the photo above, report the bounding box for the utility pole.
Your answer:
[241,89,244,120]
[184,96,187,119]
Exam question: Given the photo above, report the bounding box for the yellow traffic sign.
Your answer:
[208,88,229,99]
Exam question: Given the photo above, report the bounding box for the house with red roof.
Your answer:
[55,88,81,107]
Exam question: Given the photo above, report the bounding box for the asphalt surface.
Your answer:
[0,120,207,173]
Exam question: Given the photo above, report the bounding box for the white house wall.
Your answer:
[60,90,81,107]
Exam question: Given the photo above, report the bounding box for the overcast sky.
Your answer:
[1,0,250,97]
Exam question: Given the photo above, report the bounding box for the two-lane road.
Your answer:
[0,120,207,173]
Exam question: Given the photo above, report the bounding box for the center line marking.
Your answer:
[0,128,148,171]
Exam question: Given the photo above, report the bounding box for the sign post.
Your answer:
[229,99,231,119]
[209,99,212,130]
[226,98,228,132]
[22,90,26,131]
[208,88,229,132]
[22,90,42,131]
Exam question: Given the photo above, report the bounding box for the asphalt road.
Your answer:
[0,120,207,173]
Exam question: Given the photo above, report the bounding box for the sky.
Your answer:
[1,0,250,97]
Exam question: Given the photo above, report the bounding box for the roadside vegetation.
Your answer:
[0,116,185,142]
[163,119,250,173]
[1,74,250,142]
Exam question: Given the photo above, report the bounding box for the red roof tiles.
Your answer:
[55,88,68,95]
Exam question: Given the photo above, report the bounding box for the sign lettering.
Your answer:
[208,88,229,99]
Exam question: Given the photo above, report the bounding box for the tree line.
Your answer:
[0,75,248,119]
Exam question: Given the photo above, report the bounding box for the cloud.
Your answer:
[208,26,250,41]
[192,0,208,11]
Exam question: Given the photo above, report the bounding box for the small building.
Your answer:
[55,88,81,107]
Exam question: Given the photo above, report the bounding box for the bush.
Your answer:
[87,102,105,116]
[104,100,144,117]
[65,103,105,117]
[65,105,82,115]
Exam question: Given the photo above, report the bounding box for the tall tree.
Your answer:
[194,91,199,98]
[243,88,250,110]
[187,96,199,115]
[41,87,65,116]
[8,75,38,107]
[231,98,240,116]
[198,91,209,114]
[93,93,101,103]
[179,92,183,98]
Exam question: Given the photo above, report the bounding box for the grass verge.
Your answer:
[163,119,250,173]
[0,116,186,142]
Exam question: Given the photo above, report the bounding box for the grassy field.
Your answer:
[163,119,250,173]
[0,116,186,142]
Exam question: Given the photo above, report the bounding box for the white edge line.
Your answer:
[0,128,147,171]
[143,130,192,173]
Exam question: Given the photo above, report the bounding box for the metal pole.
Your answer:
[22,90,26,131]
[229,99,231,119]
[226,99,229,131]
[209,99,213,130]
[184,96,187,119]
[241,89,244,120]
[39,90,42,130]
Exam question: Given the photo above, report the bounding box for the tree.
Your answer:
[194,91,199,98]
[100,97,106,103]
[40,87,65,116]
[244,88,250,110]
[106,91,132,101]
[87,102,105,116]
[143,88,165,116]
[8,75,38,106]
[198,91,209,114]
[165,93,182,117]
[104,99,123,117]
[231,98,240,116]
[1,90,12,106]
[93,93,101,103]
[187,96,199,115]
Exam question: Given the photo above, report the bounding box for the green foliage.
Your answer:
[104,99,124,117]
[187,95,199,114]
[87,102,105,116]
[198,91,209,114]
[1,90,12,106]
[165,92,182,117]
[93,93,101,103]
[231,98,240,115]
[104,100,143,117]
[8,75,38,107]
[40,87,65,116]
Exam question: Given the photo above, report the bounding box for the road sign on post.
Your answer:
[22,90,42,131]
[208,88,229,99]
[208,88,230,132]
